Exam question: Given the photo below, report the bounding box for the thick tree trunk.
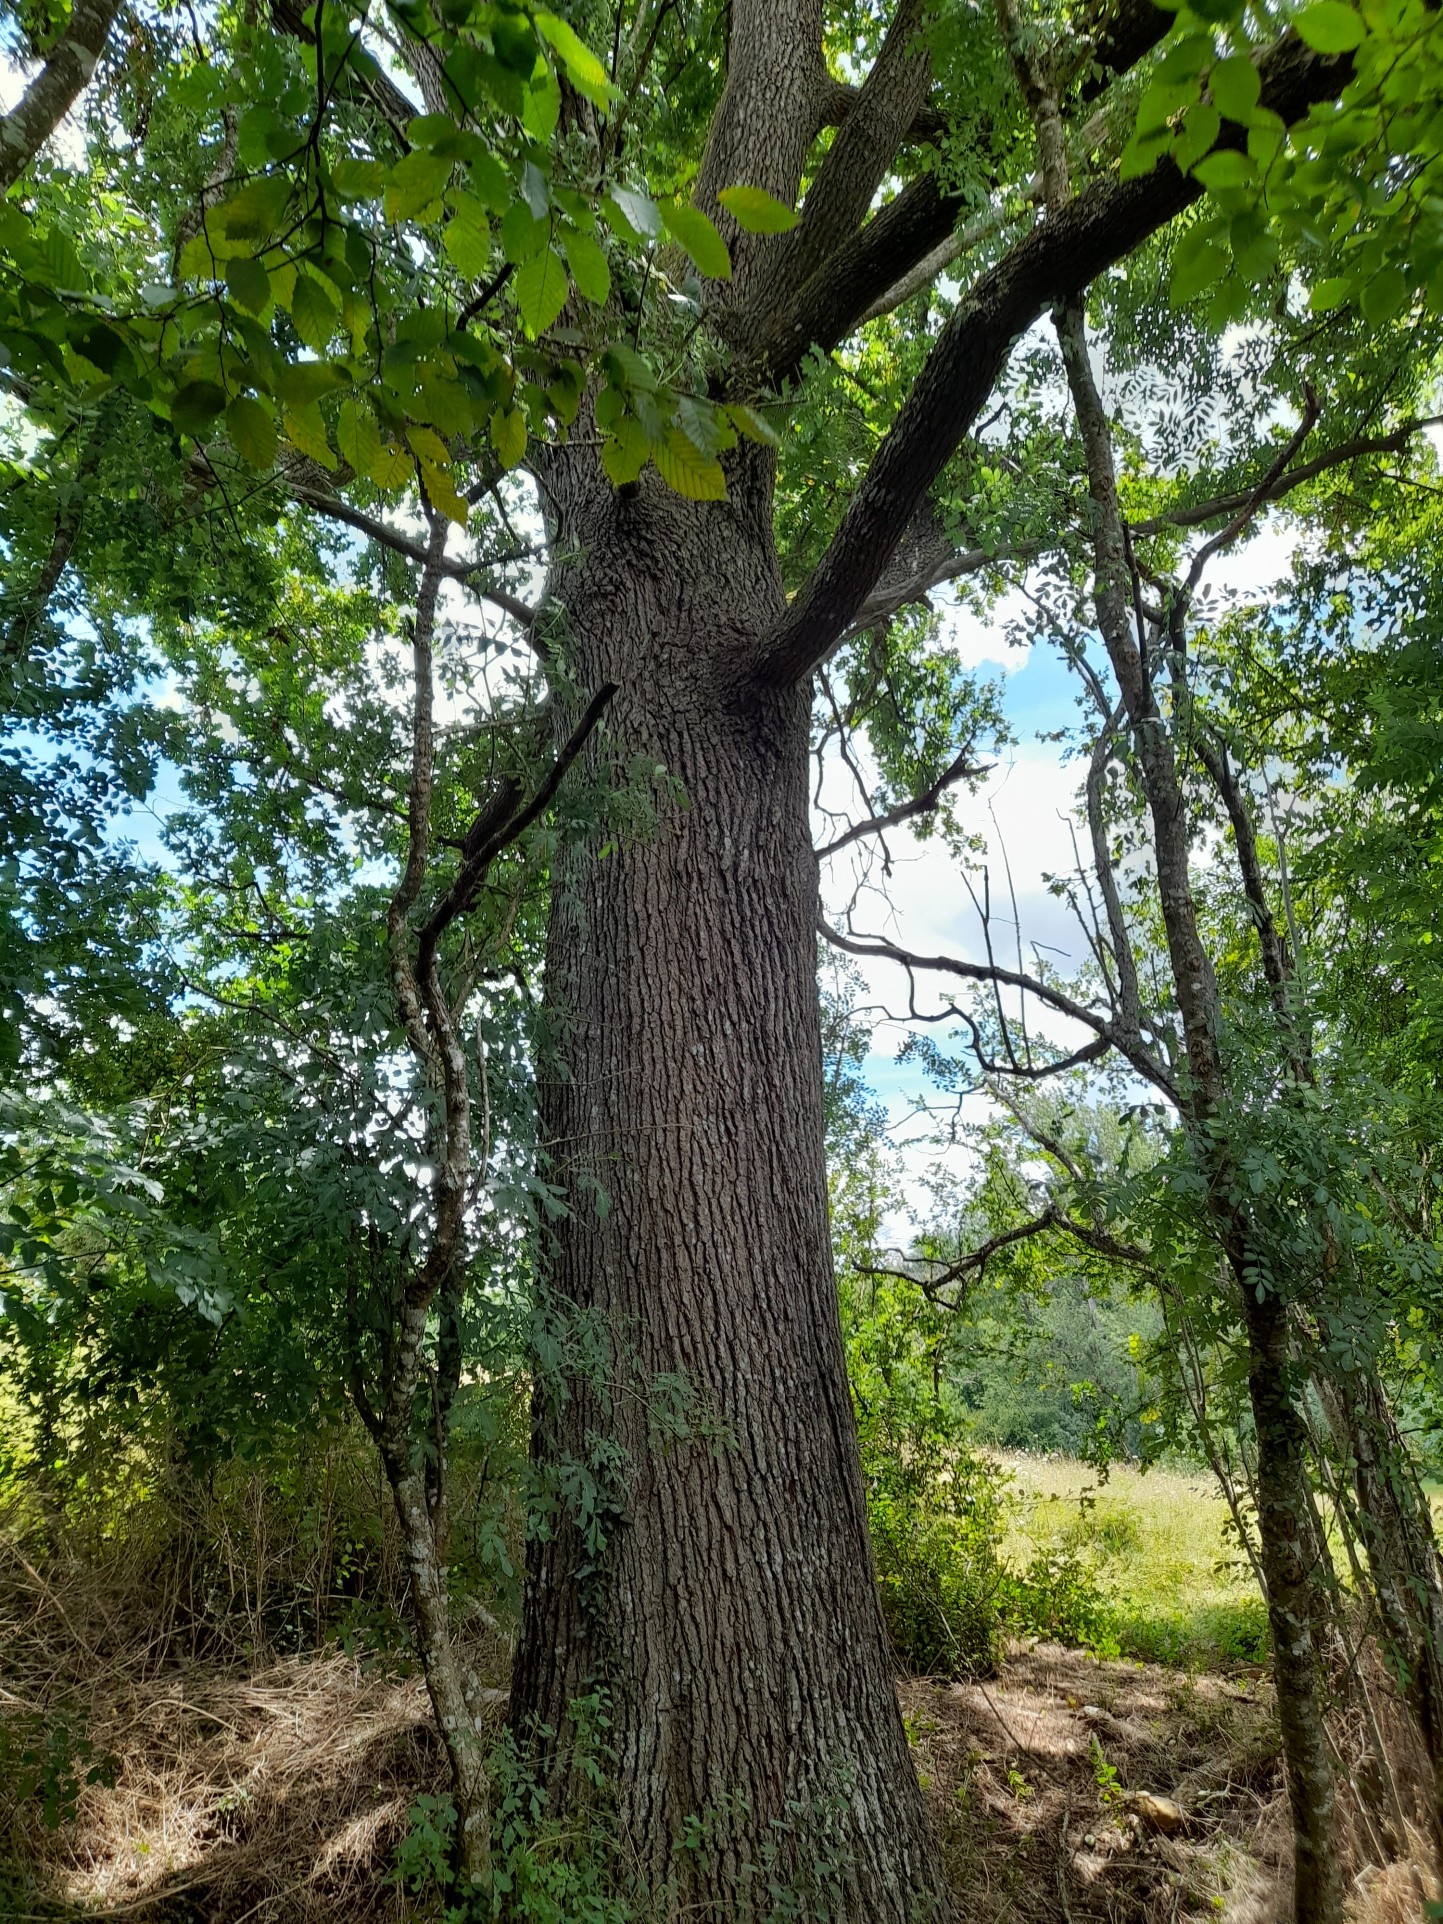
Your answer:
[510,460,948,1920]
[1321,1366,1443,1841]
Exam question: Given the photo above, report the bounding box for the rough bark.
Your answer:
[509,448,948,1921]
[1321,1368,1443,1841]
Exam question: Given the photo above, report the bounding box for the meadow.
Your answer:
[995,1453,1273,1671]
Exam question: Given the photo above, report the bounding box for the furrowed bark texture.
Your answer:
[510,451,947,1920]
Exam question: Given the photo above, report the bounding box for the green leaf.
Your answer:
[1173,101,1221,171]
[225,255,272,316]
[468,150,513,213]
[1155,33,1214,85]
[332,157,385,200]
[385,150,454,222]
[523,63,561,142]
[514,246,569,336]
[501,203,549,264]
[660,202,731,280]
[1361,265,1408,325]
[562,228,610,303]
[1209,55,1260,123]
[283,401,338,468]
[1192,147,1255,192]
[652,428,726,499]
[273,360,349,409]
[291,272,339,351]
[535,12,613,105]
[214,176,290,241]
[406,424,451,466]
[726,402,780,447]
[605,187,662,243]
[336,397,383,479]
[443,210,492,279]
[601,414,649,485]
[1119,128,1170,180]
[678,395,734,459]
[1308,274,1352,311]
[1293,1,1365,51]
[491,405,527,469]
[227,395,278,469]
[420,460,468,525]
[171,380,227,435]
[1170,237,1228,303]
[407,113,456,148]
[716,185,799,234]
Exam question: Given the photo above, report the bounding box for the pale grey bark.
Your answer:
[0,0,121,192]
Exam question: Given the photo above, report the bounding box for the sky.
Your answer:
[818,520,1301,1231]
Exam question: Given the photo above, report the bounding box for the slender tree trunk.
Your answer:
[1321,1366,1443,1840]
[510,457,948,1920]
[386,1446,495,1888]
[1055,299,1344,1924]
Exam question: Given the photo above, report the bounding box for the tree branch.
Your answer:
[287,482,539,627]
[781,0,933,290]
[815,742,986,859]
[818,915,1177,1097]
[1130,416,1438,536]
[416,683,618,963]
[754,33,1350,687]
[0,0,121,192]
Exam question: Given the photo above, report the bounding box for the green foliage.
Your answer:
[0,1703,117,1837]
[1002,1545,1115,1654]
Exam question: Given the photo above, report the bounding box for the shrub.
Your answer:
[1001,1546,1118,1655]
[865,1449,1007,1678]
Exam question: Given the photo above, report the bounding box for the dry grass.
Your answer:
[0,1453,459,1922]
[903,1642,1292,1924]
[905,1639,1440,1924]
[5,1653,446,1921]
[2,1452,1437,1923]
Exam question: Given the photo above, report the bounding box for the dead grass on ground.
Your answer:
[4,1525,1438,1923]
[5,1652,445,1922]
[0,1500,453,1924]
[902,1642,1438,1924]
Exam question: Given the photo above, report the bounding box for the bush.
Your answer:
[865,1447,1007,1679]
[872,1505,1001,1678]
[1001,1546,1117,1655]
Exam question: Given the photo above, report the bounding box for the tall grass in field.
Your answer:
[997,1453,1271,1669]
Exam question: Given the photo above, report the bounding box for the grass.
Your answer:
[995,1452,1271,1670]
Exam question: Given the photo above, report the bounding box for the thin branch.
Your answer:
[815,744,987,860]
[288,482,538,627]
[818,914,1176,1097]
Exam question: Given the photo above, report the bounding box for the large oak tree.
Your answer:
[0,0,1381,1912]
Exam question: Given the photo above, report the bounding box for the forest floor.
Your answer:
[3,1453,1439,1920]
[4,1634,1433,1924]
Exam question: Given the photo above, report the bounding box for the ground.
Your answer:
[2,1453,1438,1920]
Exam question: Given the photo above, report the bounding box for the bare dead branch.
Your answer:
[815,743,987,861]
